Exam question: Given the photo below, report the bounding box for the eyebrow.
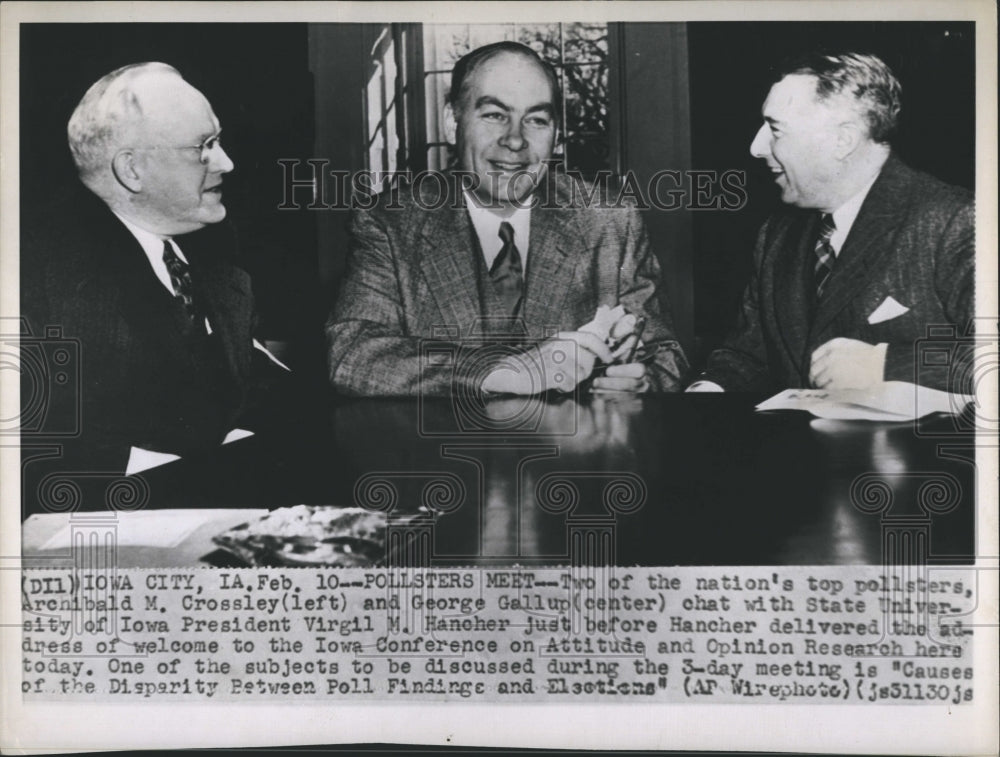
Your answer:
[474,96,554,118]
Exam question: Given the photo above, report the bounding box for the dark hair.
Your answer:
[774,52,902,143]
[447,41,562,125]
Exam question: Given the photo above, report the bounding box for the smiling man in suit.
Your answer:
[691,52,974,393]
[327,42,687,396]
[22,62,285,474]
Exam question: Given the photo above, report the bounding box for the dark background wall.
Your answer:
[20,21,975,376]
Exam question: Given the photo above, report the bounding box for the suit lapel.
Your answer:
[415,190,483,338]
[83,210,195,360]
[772,211,819,380]
[187,249,253,382]
[811,155,908,338]
[522,180,577,335]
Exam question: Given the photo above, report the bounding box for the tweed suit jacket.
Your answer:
[326,172,688,396]
[21,184,263,472]
[702,155,974,393]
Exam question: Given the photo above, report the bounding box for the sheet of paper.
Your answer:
[34,509,215,551]
[756,381,973,421]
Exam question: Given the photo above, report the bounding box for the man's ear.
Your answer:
[443,102,458,145]
[111,149,143,193]
[834,120,864,161]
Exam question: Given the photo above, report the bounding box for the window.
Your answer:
[421,23,613,178]
[363,25,420,192]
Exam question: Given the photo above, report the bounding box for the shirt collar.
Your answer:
[463,190,531,269]
[828,172,880,255]
[112,212,187,293]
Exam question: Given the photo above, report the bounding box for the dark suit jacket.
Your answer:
[326,173,688,396]
[702,155,974,393]
[21,184,264,472]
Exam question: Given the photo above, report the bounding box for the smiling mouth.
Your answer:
[489,161,529,172]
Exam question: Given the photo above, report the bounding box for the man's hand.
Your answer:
[592,361,650,393]
[481,331,614,395]
[809,338,888,389]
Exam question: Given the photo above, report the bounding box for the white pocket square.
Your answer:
[868,296,910,325]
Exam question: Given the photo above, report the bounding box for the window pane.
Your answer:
[563,22,608,63]
[428,24,470,71]
[384,38,397,108]
[468,23,511,51]
[564,63,609,175]
[368,128,385,174]
[366,61,384,141]
[424,70,449,160]
[386,104,398,175]
[515,24,560,59]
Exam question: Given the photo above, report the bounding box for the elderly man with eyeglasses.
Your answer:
[21,62,288,476]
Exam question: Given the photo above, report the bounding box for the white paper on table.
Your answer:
[36,510,210,551]
[124,428,256,476]
[755,381,973,421]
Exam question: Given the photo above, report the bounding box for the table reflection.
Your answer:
[23,394,974,568]
[329,395,973,566]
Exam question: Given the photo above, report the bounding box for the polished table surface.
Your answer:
[22,394,976,566]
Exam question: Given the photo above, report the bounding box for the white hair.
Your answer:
[66,61,181,180]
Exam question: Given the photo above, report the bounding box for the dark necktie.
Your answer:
[162,240,202,329]
[490,221,524,317]
[814,213,837,298]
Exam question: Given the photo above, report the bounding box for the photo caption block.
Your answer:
[20,567,976,703]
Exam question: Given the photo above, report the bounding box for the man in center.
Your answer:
[327,42,687,396]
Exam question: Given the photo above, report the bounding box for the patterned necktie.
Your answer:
[162,240,202,328]
[490,221,524,317]
[814,213,837,297]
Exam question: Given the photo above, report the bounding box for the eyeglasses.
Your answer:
[135,132,223,165]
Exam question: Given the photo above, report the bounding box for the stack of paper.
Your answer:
[755,381,973,421]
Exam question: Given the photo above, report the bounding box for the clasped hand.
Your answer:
[809,337,888,389]
[481,322,649,396]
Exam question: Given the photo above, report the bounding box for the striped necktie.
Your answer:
[814,213,837,297]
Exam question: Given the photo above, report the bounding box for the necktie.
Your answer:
[162,240,202,328]
[814,213,837,298]
[490,221,524,317]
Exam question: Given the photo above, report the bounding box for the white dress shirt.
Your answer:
[463,191,531,271]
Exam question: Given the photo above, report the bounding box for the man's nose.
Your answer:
[210,143,235,174]
[499,121,527,151]
[749,123,770,159]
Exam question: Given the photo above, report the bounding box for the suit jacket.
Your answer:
[326,172,688,396]
[702,155,974,393]
[21,184,262,472]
